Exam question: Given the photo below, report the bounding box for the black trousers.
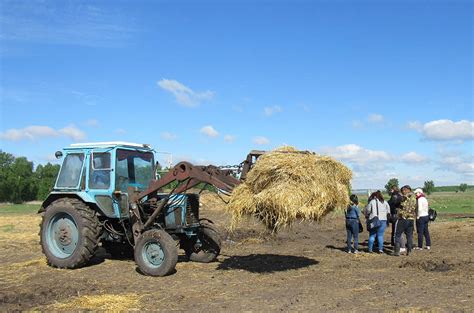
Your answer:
[390,214,397,245]
[416,216,431,248]
[395,218,414,250]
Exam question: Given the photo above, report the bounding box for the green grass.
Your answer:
[0,203,40,215]
[428,191,474,214]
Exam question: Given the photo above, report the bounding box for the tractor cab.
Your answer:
[45,142,155,218]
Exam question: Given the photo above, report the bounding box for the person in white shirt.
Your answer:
[414,188,431,250]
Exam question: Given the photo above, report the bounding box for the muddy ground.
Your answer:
[1,194,473,312]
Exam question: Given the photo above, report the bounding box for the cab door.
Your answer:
[87,150,118,217]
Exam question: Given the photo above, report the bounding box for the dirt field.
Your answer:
[1,194,473,312]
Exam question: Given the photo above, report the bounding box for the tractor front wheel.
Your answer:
[134,229,178,277]
[185,222,221,263]
[40,198,101,268]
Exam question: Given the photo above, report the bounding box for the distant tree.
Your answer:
[385,178,399,194]
[35,163,60,200]
[11,157,37,203]
[0,151,60,203]
[0,151,15,202]
[423,180,435,195]
[459,183,468,192]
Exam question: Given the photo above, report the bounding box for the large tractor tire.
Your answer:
[134,229,178,277]
[185,222,221,263]
[40,198,101,268]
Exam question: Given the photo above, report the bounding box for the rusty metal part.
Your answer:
[142,198,168,230]
[240,150,266,180]
[240,150,313,180]
[129,162,241,236]
[138,162,240,200]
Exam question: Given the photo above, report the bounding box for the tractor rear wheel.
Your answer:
[40,198,101,268]
[185,222,221,263]
[134,229,178,277]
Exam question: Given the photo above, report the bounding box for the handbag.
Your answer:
[367,200,382,231]
[428,208,437,222]
[358,220,364,233]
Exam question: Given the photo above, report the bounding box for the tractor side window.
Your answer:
[89,152,111,189]
[116,156,129,192]
[134,157,154,188]
[56,153,84,188]
[116,149,154,192]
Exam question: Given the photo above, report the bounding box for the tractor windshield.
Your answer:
[116,149,154,192]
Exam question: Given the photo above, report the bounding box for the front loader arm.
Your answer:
[128,162,241,238]
[137,161,240,201]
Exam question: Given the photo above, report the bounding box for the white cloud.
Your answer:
[352,120,363,129]
[157,79,214,107]
[0,126,57,141]
[85,119,99,127]
[406,121,422,131]
[115,128,127,135]
[253,136,270,145]
[320,144,393,165]
[400,152,429,164]
[232,105,244,112]
[224,135,236,143]
[419,119,474,141]
[0,124,86,142]
[200,125,219,138]
[264,105,282,116]
[368,113,384,123]
[1,2,135,47]
[58,125,86,141]
[160,132,178,141]
[437,152,474,177]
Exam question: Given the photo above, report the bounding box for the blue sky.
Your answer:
[0,0,473,189]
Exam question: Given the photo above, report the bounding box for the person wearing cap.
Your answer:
[414,188,431,250]
[393,185,416,256]
[345,194,361,254]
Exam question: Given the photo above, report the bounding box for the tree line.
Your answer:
[384,178,471,195]
[0,151,60,203]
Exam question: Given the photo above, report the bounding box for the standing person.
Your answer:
[388,186,403,246]
[345,194,361,254]
[393,185,417,256]
[414,188,431,250]
[364,190,390,253]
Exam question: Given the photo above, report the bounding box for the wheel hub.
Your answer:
[57,223,72,245]
[144,242,165,266]
[46,213,79,258]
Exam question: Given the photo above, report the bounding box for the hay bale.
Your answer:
[227,146,352,232]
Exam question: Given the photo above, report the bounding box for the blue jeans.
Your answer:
[346,219,359,251]
[368,222,387,252]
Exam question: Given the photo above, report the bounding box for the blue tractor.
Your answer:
[39,142,241,276]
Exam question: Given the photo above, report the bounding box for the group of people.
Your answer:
[345,185,431,255]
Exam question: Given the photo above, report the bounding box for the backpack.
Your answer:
[428,207,437,222]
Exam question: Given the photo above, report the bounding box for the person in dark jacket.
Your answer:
[345,194,361,254]
[388,186,403,246]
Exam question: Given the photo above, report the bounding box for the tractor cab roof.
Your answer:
[65,141,153,151]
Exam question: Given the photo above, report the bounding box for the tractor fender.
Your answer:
[38,192,104,216]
